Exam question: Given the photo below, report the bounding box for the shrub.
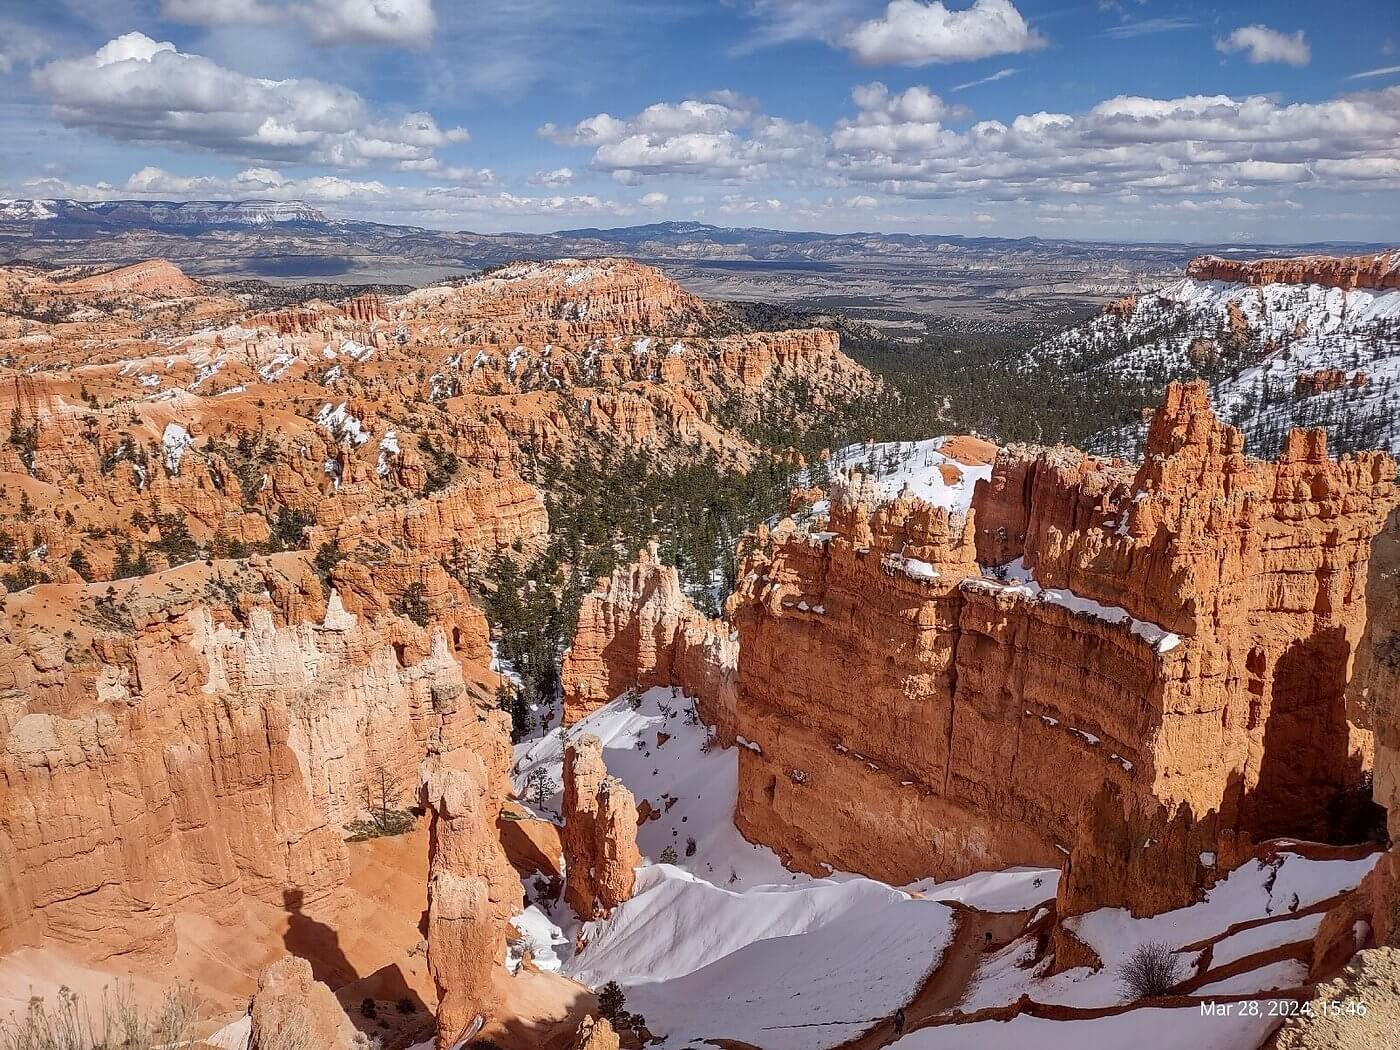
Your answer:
[659,845,678,864]
[1116,941,1180,1000]
[359,998,377,1018]
[0,983,197,1050]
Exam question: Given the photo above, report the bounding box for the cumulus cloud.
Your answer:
[843,0,1045,67]
[541,96,820,179]
[639,191,669,207]
[529,167,575,186]
[163,0,437,47]
[541,81,1400,209]
[1216,25,1309,67]
[829,86,1400,202]
[831,83,964,156]
[34,33,466,167]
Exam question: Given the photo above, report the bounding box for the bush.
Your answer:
[359,997,377,1018]
[1116,941,1180,1000]
[0,983,197,1050]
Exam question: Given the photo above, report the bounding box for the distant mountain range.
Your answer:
[0,198,331,230]
[2,198,1391,256]
[2,199,1395,332]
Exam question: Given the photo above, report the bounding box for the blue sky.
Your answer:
[0,0,1397,242]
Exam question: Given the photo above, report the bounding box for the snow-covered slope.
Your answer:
[511,689,968,1048]
[1028,275,1400,456]
[509,687,1381,1050]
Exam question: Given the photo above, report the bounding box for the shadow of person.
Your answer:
[283,887,358,989]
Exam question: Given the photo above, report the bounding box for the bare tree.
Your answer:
[363,759,406,831]
[1116,941,1181,1000]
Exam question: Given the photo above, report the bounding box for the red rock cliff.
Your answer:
[561,542,738,740]
[728,382,1396,921]
[1186,252,1400,291]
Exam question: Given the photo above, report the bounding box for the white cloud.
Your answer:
[529,167,576,186]
[35,33,465,167]
[1099,18,1196,39]
[843,0,1045,67]
[1348,64,1400,80]
[845,194,879,208]
[1216,25,1309,68]
[542,97,820,180]
[25,165,630,224]
[302,0,436,47]
[828,85,1400,203]
[952,66,1018,92]
[639,191,668,207]
[163,0,437,47]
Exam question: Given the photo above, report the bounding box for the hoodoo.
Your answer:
[562,734,642,920]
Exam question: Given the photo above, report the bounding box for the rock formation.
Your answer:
[704,383,1393,920]
[0,549,498,960]
[248,955,358,1050]
[1186,251,1400,291]
[561,541,737,739]
[571,1015,622,1050]
[561,735,641,920]
[421,728,523,1049]
[1270,947,1400,1049]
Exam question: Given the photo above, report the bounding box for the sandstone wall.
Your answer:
[561,544,738,740]
[560,735,641,921]
[422,735,522,1050]
[0,556,501,962]
[729,383,1396,918]
[1186,251,1400,291]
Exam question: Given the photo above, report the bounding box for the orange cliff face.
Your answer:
[561,735,641,921]
[1186,251,1400,291]
[730,381,1395,918]
[422,736,522,1049]
[561,542,738,741]
[0,549,507,962]
[564,382,1398,930]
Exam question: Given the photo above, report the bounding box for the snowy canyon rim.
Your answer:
[0,240,1396,1050]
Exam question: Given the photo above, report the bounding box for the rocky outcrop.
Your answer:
[561,735,641,920]
[571,1015,621,1050]
[58,259,205,298]
[561,542,737,740]
[726,382,1396,919]
[248,955,357,1050]
[422,733,522,1050]
[1186,252,1400,291]
[1271,947,1400,1049]
[0,554,496,961]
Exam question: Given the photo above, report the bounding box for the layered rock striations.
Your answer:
[1187,251,1400,291]
[0,551,500,961]
[0,255,874,592]
[561,734,641,920]
[561,541,737,738]
[724,381,1395,919]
